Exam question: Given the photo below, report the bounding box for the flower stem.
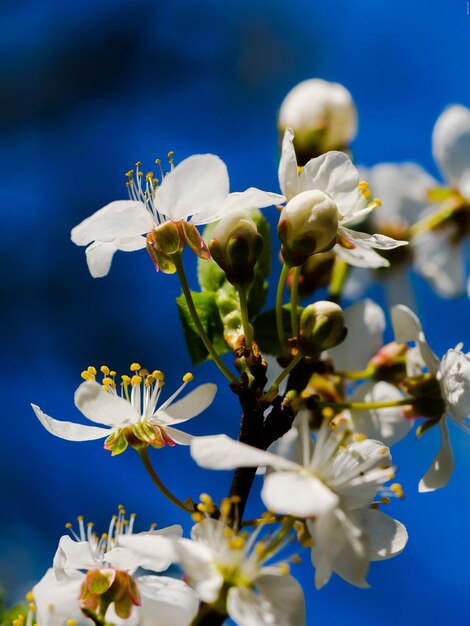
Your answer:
[328,257,349,303]
[266,352,303,397]
[138,447,192,513]
[174,255,238,385]
[319,398,413,411]
[237,286,252,351]
[276,263,290,352]
[290,265,301,338]
[336,365,376,380]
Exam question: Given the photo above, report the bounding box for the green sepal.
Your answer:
[416,417,441,439]
[253,305,303,355]
[176,291,229,364]
[88,569,115,595]
[105,430,129,456]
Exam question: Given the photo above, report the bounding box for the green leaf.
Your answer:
[177,291,229,364]
[0,604,27,626]
[253,305,303,355]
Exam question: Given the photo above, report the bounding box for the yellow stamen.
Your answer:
[100,365,110,375]
[130,363,141,372]
[183,372,194,383]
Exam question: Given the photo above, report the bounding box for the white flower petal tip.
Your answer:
[31,403,110,442]
[418,422,454,493]
[158,383,217,424]
[190,435,296,471]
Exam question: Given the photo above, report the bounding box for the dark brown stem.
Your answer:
[190,603,227,626]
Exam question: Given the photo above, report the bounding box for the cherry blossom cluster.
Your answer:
[18,78,469,626]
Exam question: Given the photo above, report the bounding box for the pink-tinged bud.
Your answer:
[298,301,346,356]
[278,78,357,164]
[209,209,263,288]
[278,190,338,267]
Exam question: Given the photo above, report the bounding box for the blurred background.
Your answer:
[1,0,469,624]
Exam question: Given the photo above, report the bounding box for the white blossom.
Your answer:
[391,305,470,491]
[32,365,216,451]
[116,517,305,626]
[278,129,408,268]
[71,155,283,277]
[191,416,407,588]
[31,512,198,626]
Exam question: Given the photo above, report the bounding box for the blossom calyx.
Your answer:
[80,569,141,620]
[147,221,209,273]
[208,209,263,288]
[278,78,357,164]
[298,301,346,356]
[278,190,338,267]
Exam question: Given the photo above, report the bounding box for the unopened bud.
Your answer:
[298,301,346,355]
[278,190,338,267]
[209,210,263,288]
[278,78,357,165]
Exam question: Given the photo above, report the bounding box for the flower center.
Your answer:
[125,154,174,224]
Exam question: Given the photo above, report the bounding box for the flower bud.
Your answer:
[209,209,263,288]
[298,301,346,356]
[278,190,338,267]
[278,78,357,164]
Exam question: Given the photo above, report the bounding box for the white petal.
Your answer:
[74,381,139,426]
[419,420,454,492]
[138,576,199,626]
[262,471,339,518]
[301,151,360,216]
[32,403,109,442]
[339,226,408,250]
[156,384,217,425]
[278,127,300,201]
[53,536,97,576]
[433,105,470,190]
[173,539,223,603]
[84,236,147,278]
[190,435,297,471]
[308,509,369,589]
[71,201,153,245]
[33,568,85,626]
[163,426,194,445]
[334,240,389,269]
[390,304,423,344]
[227,574,305,626]
[111,530,181,572]
[199,188,284,223]
[349,382,412,445]
[327,299,385,372]
[367,162,436,228]
[438,349,470,423]
[361,509,408,561]
[154,154,229,222]
[413,229,466,297]
[85,241,118,278]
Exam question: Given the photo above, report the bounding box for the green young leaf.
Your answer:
[1,604,27,626]
[177,291,229,364]
[253,305,303,355]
